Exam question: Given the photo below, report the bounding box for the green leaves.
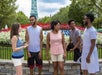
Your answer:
[16,11,29,24]
[0,0,17,29]
[0,0,29,30]
[38,0,102,29]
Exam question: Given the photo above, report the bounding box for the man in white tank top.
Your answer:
[25,15,43,75]
[81,13,99,75]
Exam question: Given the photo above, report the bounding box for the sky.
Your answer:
[16,0,71,18]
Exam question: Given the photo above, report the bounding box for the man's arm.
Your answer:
[25,29,31,57]
[46,33,50,60]
[71,30,81,51]
[39,29,43,59]
[25,29,29,43]
[86,39,96,63]
[86,30,97,63]
[73,36,81,50]
[62,33,66,59]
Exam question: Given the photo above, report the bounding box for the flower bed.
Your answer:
[0,25,102,45]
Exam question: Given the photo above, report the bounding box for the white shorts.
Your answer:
[51,54,64,62]
[12,57,24,66]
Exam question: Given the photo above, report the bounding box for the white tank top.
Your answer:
[27,25,42,52]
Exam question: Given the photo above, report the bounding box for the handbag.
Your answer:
[66,43,74,51]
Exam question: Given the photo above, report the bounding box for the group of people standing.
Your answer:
[10,13,99,75]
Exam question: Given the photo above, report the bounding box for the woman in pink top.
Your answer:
[46,20,66,75]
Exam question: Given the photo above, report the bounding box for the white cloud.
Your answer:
[16,0,31,17]
[16,0,71,18]
[38,0,71,18]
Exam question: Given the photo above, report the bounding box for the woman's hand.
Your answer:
[70,48,74,51]
[23,42,28,48]
[63,53,66,60]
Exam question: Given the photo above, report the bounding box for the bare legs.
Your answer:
[38,67,42,75]
[53,62,64,75]
[53,62,58,75]
[83,70,96,75]
[29,68,42,75]
[15,65,23,75]
[59,62,64,75]
[30,68,34,75]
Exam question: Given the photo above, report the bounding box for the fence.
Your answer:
[0,44,102,60]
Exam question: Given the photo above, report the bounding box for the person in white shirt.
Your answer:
[81,13,99,75]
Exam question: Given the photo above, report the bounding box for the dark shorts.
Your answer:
[74,48,81,62]
[27,52,43,69]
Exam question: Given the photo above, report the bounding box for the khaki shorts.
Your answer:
[12,57,24,66]
[51,54,64,62]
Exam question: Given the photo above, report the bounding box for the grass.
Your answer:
[0,46,102,60]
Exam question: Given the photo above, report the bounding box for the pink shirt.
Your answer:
[50,31,64,55]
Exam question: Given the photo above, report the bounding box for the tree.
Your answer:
[68,0,96,25]
[83,0,102,12]
[38,16,51,23]
[51,6,69,23]
[0,0,17,29]
[16,11,29,24]
[68,0,102,28]
[38,0,102,28]
[83,0,102,28]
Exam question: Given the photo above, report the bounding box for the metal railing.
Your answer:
[0,44,102,60]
